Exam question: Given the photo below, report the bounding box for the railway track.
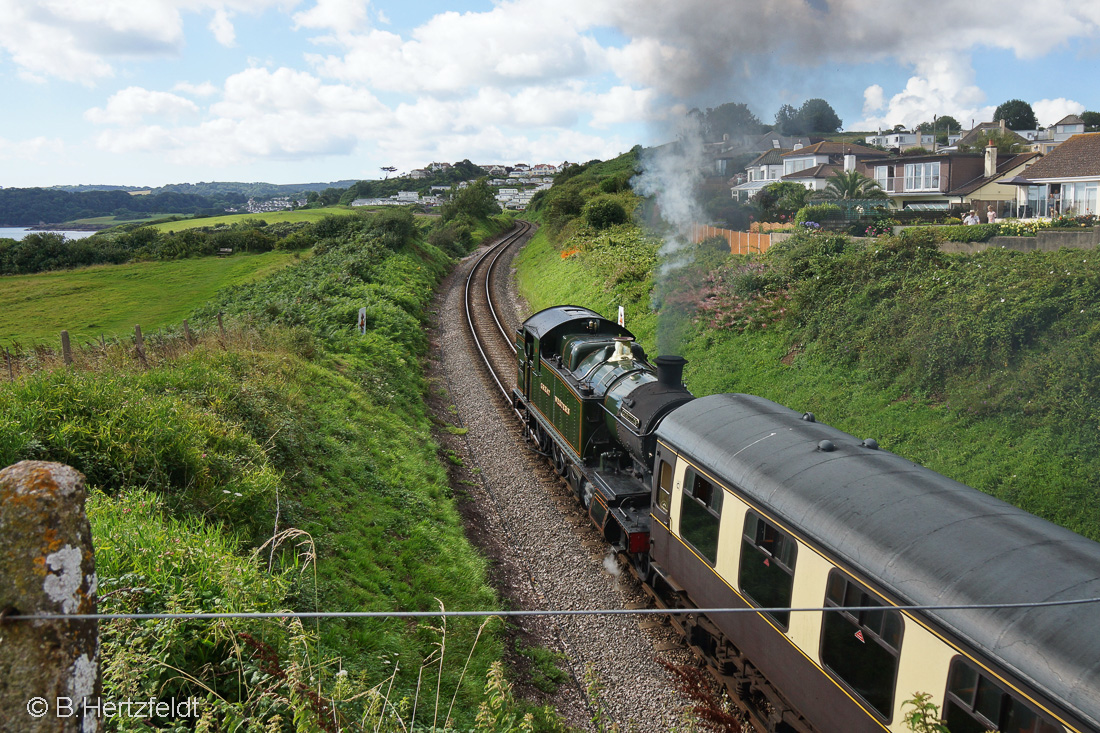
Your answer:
[446,220,705,730]
[463,219,528,402]
[459,222,785,732]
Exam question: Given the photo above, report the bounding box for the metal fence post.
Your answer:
[0,461,99,732]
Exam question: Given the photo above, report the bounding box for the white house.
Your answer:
[865,131,936,151]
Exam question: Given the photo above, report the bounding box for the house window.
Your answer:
[904,162,940,191]
[783,158,814,175]
[821,571,903,719]
[943,658,1060,733]
[875,166,889,191]
[656,460,673,513]
[679,468,722,565]
[738,511,797,628]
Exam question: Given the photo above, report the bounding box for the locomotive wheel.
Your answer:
[534,423,552,454]
[552,443,567,475]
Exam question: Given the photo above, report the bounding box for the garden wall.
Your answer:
[938,226,1100,254]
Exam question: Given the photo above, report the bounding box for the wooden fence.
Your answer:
[691,223,772,255]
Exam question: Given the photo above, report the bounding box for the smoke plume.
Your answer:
[632,115,709,355]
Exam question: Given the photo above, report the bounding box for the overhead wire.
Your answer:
[6,596,1100,622]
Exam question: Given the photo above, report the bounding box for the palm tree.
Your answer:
[819,169,887,200]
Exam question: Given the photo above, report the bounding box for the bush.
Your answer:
[584,197,629,230]
[794,203,842,224]
[904,224,999,243]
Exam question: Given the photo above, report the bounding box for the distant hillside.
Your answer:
[0,188,236,226]
[50,180,360,198]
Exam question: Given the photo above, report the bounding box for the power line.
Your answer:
[5,596,1100,623]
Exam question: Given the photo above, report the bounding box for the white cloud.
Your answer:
[209,8,236,46]
[304,2,607,93]
[85,87,200,124]
[293,0,370,34]
[0,135,65,161]
[174,81,220,97]
[0,0,294,84]
[1032,98,1085,127]
[854,54,993,130]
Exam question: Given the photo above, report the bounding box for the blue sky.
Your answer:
[1,0,1098,188]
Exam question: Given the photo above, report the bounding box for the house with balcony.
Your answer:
[1018,132,1100,217]
[867,153,984,210]
[864,142,1040,213]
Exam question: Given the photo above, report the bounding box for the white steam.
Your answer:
[632,116,710,353]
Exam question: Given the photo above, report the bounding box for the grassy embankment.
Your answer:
[0,251,298,344]
[1,211,557,730]
[517,153,1100,540]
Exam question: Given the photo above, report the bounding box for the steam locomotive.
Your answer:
[512,305,1100,733]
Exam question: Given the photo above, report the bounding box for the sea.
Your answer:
[0,227,98,241]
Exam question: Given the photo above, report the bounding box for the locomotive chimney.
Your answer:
[654,355,687,387]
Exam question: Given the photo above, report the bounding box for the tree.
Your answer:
[701,102,765,141]
[798,98,842,133]
[993,99,1037,130]
[774,104,800,134]
[441,178,500,222]
[958,129,1022,154]
[917,115,961,142]
[774,99,842,135]
[752,181,813,220]
[1081,111,1100,131]
[818,170,887,200]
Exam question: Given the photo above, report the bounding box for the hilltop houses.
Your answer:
[730,118,1100,216]
[349,160,561,211]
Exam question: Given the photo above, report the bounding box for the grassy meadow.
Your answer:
[1,209,553,730]
[151,206,359,232]
[0,251,299,345]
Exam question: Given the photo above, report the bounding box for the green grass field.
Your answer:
[151,207,360,232]
[0,251,299,345]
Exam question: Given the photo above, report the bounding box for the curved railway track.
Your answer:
[463,219,528,402]
[458,222,785,732]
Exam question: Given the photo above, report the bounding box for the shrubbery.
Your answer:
[584,197,629,229]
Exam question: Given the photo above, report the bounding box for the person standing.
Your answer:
[986,206,997,224]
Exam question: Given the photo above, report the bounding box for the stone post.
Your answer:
[0,462,100,733]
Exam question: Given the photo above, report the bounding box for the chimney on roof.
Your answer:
[1000,119,1006,132]
[984,138,998,178]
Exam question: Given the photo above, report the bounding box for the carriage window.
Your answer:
[738,511,797,628]
[656,460,673,513]
[944,658,1061,733]
[679,469,722,565]
[821,571,903,720]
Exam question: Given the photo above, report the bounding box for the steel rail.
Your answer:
[463,220,529,402]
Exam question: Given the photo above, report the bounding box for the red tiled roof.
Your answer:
[1020,133,1100,180]
[782,163,841,180]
